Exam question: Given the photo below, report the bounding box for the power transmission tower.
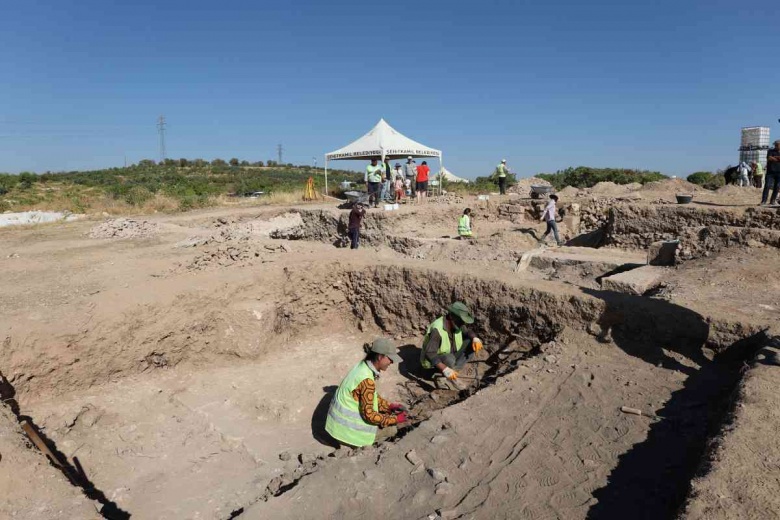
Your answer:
[157,115,166,162]
[277,143,283,165]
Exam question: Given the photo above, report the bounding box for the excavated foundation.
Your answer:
[0,261,770,520]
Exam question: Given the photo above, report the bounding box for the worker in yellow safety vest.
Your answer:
[458,208,474,238]
[495,159,508,195]
[325,338,407,447]
[420,302,484,384]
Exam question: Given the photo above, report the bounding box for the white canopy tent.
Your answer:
[439,167,470,184]
[324,119,443,194]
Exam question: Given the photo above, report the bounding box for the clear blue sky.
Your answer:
[1,0,778,178]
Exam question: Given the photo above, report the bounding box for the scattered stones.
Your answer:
[279,451,291,461]
[544,355,557,364]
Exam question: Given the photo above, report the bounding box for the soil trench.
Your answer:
[1,198,777,520]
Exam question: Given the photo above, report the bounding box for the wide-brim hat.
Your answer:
[447,301,475,324]
[369,338,401,363]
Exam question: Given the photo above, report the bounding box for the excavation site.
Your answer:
[1,181,779,520]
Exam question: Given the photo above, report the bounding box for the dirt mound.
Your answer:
[558,186,582,198]
[509,176,552,195]
[88,218,160,239]
[214,213,304,240]
[186,242,289,271]
[641,178,701,194]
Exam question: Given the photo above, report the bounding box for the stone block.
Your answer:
[601,266,665,295]
[647,240,679,266]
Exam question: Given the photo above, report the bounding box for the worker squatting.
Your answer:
[324,301,484,448]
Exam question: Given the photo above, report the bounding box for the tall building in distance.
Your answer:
[739,126,770,168]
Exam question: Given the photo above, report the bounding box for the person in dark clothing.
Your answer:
[348,203,366,249]
[762,140,780,205]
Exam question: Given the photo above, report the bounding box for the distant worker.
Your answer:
[416,161,430,204]
[404,157,418,197]
[737,161,750,187]
[458,208,474,238]
[539,194,563,246]
[762,140,780,206]
[420,302,484,387]
[752,161,764,189]
[495,159,509,195]
[366,158,384,208]
[325,338,407,448]
[348,202,366,250]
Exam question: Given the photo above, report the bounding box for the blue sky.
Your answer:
[1,0,778,178]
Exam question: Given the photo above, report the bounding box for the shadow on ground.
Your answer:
[582,288,766,519]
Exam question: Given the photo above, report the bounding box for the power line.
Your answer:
[157,115,166,162]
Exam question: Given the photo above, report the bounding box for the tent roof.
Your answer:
[326,119,441,161]
[439,166,470,183]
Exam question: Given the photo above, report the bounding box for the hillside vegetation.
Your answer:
[536,166,667,189]
[0,160,361,213]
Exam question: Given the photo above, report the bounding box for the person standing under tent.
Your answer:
[495,159,509,195]
[384,156,393,182]
[762,140,780,206]
[393,162,403,182]
[416,161,430,204]
[394,175,405,202]
[365,158,384,208]
[404,157,417,198]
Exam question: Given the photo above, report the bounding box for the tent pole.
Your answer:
[439,152,443,196]
[324,159,328,196]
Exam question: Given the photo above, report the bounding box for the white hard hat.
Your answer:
[501,159,507,163]
[407,156,413,160]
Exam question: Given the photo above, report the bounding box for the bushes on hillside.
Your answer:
[537,167,666,190]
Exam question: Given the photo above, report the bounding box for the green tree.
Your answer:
[229,158,239,167]
[138,159,156,168]
[687,171,713,185]
[211,158,227,167]
[239,160,249,167]
[179,158,189,167]
[18,172,37,190]
[252,161,264,167]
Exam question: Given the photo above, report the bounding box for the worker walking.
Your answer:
[420,302,484,387]
[458,208,474,238]
[325,338,407,448]
[539,194,563,246]
[495,159,509,195]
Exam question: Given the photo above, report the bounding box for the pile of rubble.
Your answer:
[186,243,289,271]
[88,218,160,239]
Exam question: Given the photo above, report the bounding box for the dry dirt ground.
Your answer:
[0,181,778,519]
